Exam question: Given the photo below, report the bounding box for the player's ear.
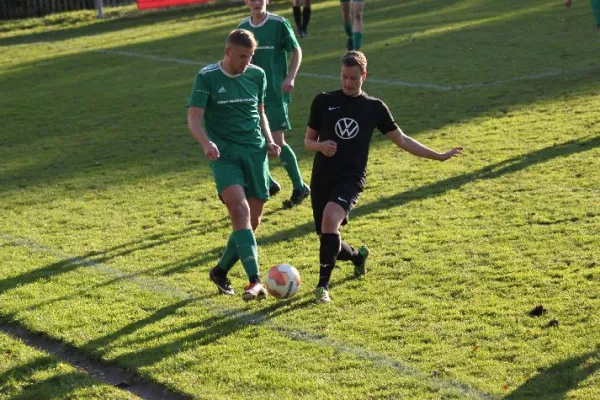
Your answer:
[362,70,368,81]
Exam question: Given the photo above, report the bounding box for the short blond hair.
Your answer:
[341,51,367,73]
[226,29,258,49]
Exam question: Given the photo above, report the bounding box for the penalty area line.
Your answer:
[0,232,496,400]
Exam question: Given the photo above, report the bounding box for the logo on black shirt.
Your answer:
[334,118,359,140]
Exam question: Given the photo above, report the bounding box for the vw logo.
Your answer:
[334,118,359,140]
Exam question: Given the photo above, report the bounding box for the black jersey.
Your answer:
[308,90,398,190]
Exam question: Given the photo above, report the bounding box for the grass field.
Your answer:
[1,0,599,398]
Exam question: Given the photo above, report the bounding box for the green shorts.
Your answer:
[264,102,291,132]
[210,148,270,200]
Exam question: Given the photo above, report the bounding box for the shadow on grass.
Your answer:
[83,274,358,374]
[0,317,194,399]
[2,135,597,293]
[0,357,100,399]
[81,297,201,356]
[12,373,101,400]
[0,216,229,297]
[9,134,590,284]
[0,258,82,297]
[0,249,358,399]
[354,135,600,218]
[505,346,600,400]
[165,132,592,291]
[258,135,600,248]
[1,0,598,195]
[2,137,597,394]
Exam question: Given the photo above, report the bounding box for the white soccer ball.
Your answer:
[265,263,302,299]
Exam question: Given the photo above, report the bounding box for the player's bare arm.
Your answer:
[283,47,302,92]
[565,0,573,7]
[304,126,337,157]
[187,106,220,160]
[385,128,462,161]
[259,103,281,157]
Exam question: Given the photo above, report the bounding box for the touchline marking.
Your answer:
[96,49,599,92]
[0,232,495,400]
[453,65,600,89]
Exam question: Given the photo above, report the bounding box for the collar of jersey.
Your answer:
[248,12,270,28]
[342,90,365,98]
[219,61,243,78]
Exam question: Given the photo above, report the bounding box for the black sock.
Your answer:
[302,7,311,32]
[317,233,341,289]
[249,275,261,284]
[212,265,227,278]
[293,6,302,32]
[337,241,359,263]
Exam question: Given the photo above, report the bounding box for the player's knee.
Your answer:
[321,213,341,233]
[353,10,363,22]
[341,7,350,21]
[226,199,250,221]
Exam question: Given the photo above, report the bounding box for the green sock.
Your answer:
[233,229,259,280]
[217,233,239,273]
[344,23,352,38]
[280,144,304,190]
[353,31,363,50]
[592,0,600,27]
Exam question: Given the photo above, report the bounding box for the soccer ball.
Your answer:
[265,264,301,299]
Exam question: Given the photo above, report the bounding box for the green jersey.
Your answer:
[238,13,299,105]
[187,62,267,153]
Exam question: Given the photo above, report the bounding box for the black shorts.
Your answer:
[311,181,361,234]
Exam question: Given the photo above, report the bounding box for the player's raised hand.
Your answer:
[319,140,338,157]
[282,76,295,92]
[203,141,220,161]
[267,142,281,158]
[565,0,573,8]
[438,147,463,161]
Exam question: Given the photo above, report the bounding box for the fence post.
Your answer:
[94,0,103,18]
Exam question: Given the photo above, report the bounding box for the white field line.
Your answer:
[96,49,600,91]
[0,232,495,400]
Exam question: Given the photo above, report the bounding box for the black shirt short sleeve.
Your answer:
[376,100,398,135]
